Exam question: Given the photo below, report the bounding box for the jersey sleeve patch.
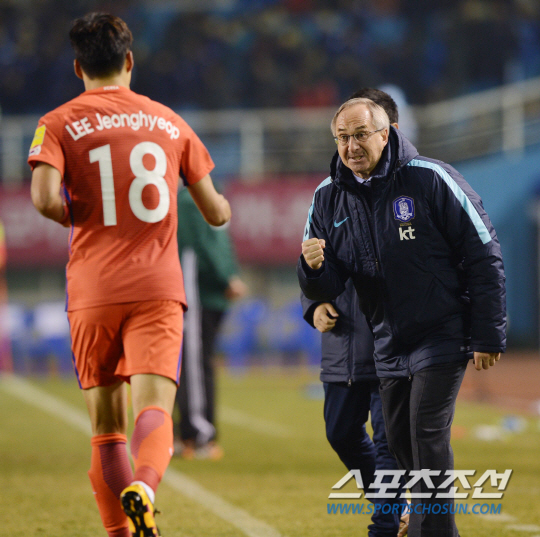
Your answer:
[29,125,46,156]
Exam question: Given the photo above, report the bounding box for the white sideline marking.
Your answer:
[164,471,282,537]
[0,375,284,537]
[481,513,516,522]
[506,525,540,532]
[1,374,92,436]
[220,406,294,438]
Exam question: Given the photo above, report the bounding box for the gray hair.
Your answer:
[331,97,390,136]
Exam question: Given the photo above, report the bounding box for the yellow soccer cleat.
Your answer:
[120,483,161,537]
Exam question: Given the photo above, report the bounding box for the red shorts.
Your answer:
[68,300,183,389]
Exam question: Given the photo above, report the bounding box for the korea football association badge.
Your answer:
[393,196,415,223]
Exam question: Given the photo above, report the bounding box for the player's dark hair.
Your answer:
[349,88,399,124]
[69,12,133,79]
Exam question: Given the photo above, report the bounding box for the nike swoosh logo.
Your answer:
[334,217,349,228]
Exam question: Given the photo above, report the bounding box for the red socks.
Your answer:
[88,433,133,537]
[130,406,174,493]
[88,407,173,535]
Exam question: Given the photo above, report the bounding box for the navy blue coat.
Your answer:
[298,127,506,378]
[301,279,377,384]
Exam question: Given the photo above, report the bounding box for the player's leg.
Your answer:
[120,374,176,537]
[130,373,177,494]
[84,381,129,434]
[83,382,133,537]
[118,300,183,536]
[69,305,132,537]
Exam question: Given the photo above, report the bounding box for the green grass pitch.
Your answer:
[0,367,539,536]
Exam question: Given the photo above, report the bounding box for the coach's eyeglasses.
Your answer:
[334,128,385,145]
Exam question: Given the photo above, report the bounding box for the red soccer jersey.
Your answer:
[28,86,214,310]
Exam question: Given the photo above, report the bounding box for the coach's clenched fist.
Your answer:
[302,237,326,270]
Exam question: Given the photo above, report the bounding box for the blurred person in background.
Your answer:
[301,88,409,537]
[28,12,230,537]
[378,84,417,144]
[0,218,12,373]
[299,96,506,537]
[174,186,247,460]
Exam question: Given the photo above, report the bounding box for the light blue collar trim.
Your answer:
[407,159,491,245]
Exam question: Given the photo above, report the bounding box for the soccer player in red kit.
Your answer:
[28,13,231,537]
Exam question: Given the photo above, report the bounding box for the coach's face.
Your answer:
[335,104,389,179]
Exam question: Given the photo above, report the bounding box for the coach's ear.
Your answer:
[74,59,84,80]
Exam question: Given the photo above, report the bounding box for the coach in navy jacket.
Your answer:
[301,89,408,537]
[298,97,506,537]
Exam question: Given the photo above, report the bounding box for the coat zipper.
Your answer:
[347,284,355,387]
[370,183,397,341]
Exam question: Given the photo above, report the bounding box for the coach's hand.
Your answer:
[313,303,339,333]
[302,238,325,270]
[473,352,501,371]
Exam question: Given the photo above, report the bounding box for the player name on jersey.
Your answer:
[65,110,181,142]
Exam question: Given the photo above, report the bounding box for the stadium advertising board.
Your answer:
[225,177,317,265]
[0,186,69,267]
[1,178,318,267]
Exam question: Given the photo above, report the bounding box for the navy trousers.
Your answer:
[379,360,468,537]
[324,380,406,537]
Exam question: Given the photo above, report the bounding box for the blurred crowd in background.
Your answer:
[0,0,539,114]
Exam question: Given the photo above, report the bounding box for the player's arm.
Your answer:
[30,163,70,227]
[187,174,231,226]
